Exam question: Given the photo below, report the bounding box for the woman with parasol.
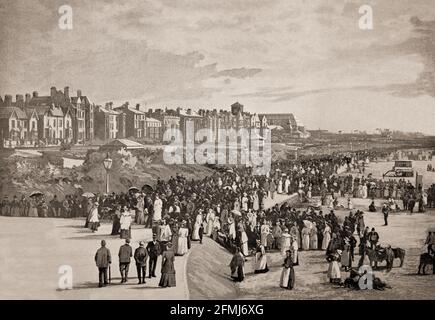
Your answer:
[120,206,132,239]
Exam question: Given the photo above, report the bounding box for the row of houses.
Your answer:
[0,86,309,148]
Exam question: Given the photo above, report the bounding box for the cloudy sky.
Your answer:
[1,0,435,134]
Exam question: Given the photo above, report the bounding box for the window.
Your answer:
[59,131,62,139]
[11,120,15,128]
[32,121,36,130]
[59,119,63,127]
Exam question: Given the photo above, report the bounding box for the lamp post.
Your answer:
[103,153,113,194]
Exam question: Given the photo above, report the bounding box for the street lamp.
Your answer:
[103,153,113,194]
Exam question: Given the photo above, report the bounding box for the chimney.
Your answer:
[176,107,181,116]
[64,86,69,99]
[187,108,192,115]
[16,94,24,109]
[25,93,31,104]
[5,95,12,107]
[148,108,153,114]
[33,91,38,98]
[135,103,140,111]
[51,86,57,98]
[77,89,82,97]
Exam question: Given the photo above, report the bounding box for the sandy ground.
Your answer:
[0,193,293,300]
[188,198,435,300]
[0,218,189,299]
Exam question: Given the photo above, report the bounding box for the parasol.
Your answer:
[231,209,242,216]
[82,192,95,198]
[29,191,43,197]
[128,187,140,193]
[303,220,313,229]
[222,186,232,190]
[141,184,154,194]
[226,169,234,173]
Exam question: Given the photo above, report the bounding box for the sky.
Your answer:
[1,0,435,134]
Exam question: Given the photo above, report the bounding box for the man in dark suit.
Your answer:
[95,240,112,287]
[118,239,132,283]
[134,241,148,284]
[146,233,160,278]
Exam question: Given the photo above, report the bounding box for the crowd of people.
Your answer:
[0,148,430,290]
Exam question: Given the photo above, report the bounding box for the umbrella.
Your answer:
[231,209,242,216]
[128,187,140,193]
[29,191,43,197]
[82,192,95,198]
[226,169,234,173]
[303,220,313,229]
[222,186,232,190]
[141,184,154,194]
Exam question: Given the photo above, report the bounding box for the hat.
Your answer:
[152,233,157,237]
[101,240,106,246]
[139,241,144,247]
[125,239,130,244]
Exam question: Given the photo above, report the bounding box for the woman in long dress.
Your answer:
[88,202,100,232]
[289,224,301,248]
[177,222,189,256]
[327,250,342,284]
[171,222,179,255]
[192,210,203,241]
[159,242,176,288]
[252,193,259,211]
[277,179,283,194]
[120,208,132,239]
[280,228,291,255]
[280,250,295,290]
[135,194,145,225]
[291,237,299,265]
[322,224,332,250]
[228,217,236,241]
[240,224,249,256]
[28,198,39,217]
[229,247,245,282]
[260,221,270,248]
[301,226,310,251]
[206,209,215,236]
[253,241,269,274]
[310,223,318,250]
[111,205,121,235]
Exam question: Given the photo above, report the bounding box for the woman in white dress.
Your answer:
[310,222,318,250]
[260,221,270,248]
[280,228,291,255]
[277,178,283,194]
[291,237,299,265]
[301,226,310,251]
[206,208,215,236]
[88,202,100,232]
[327,250,342,284]
[192,210,203,241]
[177,221,189,256]
[241,193,249,212]
[228,216,236,241]
[252,192,259,211]
[240,225,249,256]
[322,224,332,250]
[362,184,368,199]
[120,208,132,239]
[284,177,290,194]
[253,242,269,273]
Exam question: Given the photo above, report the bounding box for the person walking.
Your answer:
[134,241,148,284]
[229,247,245,282]
[279,250,295,290]
[94,240,112,288]
[118,239,132,283]
[159,242,176,288]
[382,203,390,226]
[88,202,100,232]
[146,234,160,278]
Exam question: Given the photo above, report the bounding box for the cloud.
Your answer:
[211,67,262,79]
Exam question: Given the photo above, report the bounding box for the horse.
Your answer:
[366,247,405,271]
[417,253,434,275]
